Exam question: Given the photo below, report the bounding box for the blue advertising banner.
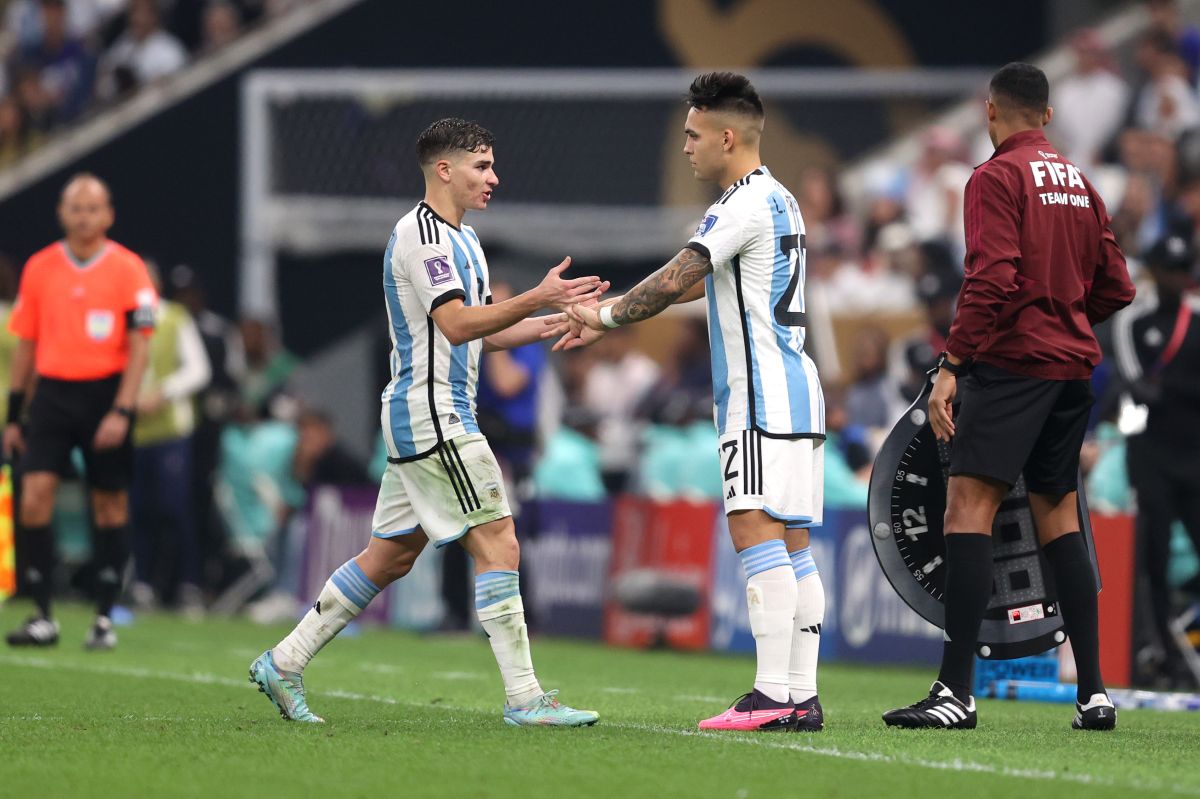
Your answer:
[524,500,613,639]
[832,510,941,665]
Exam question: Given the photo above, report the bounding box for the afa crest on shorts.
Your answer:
[867,373,1102,660]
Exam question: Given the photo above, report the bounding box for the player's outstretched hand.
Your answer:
[536,257,604,309]
[2,423,24,458]
[928,371,957,442]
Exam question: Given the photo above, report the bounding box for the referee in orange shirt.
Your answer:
[3,174,156,649]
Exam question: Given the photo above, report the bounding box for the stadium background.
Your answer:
[2,1,1200,796]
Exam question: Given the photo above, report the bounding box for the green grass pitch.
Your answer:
[1,602,1198,798]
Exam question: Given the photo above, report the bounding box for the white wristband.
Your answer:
[599,305,621,329]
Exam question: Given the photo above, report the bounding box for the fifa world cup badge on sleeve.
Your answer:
[695,214,718,236]
[424,256,454,286]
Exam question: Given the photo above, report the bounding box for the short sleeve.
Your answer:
[126,256,159,331]
[8,259,40,340]
[398,240,466,314]
[686,199,748,267]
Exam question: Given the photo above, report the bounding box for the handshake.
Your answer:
[533,256,617,352]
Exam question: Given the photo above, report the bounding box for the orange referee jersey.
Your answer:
[9,240,157,381]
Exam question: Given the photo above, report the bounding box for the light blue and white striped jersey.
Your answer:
[380,202,491,461]
[687,166,825,439]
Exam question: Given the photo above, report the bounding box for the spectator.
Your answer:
[291,408,368,487]
[199,0,242,55]
[1146,0,1200,84]
[1052,29,1130,175]
[13,65,58,134]
[98,0,186,100]
[237,316,298,420]
[1131,29,1200,142]
[0,95,40,167]
[844,324,905,433]
[4,0,112,52]
[896,242,963,403]
[166,264,244,593]
[581,325,658,493]
[129,260,211,615]
[797,165,858,256]
[1114,232,1200,688]
[903,127,972,248]
[18,0,97,124]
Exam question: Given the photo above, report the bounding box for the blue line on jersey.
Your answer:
[382,230,417,458]
[445,230,480,432]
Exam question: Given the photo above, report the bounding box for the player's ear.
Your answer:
[435,158,453,184]
[1043,105,1053,127]
[722,128,734,153]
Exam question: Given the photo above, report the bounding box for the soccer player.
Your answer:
[566,73,826,732]
[3,173,157,650]
[250,118,604,726]
[881,63,1135,731]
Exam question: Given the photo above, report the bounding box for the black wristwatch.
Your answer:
[936,351,970,377]
[113,405,135,419]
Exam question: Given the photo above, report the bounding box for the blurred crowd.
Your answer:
[0,0,315,166]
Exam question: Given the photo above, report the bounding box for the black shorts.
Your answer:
[23,375,133,492]
[949,362,1093,495]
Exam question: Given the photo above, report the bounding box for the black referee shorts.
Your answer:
[949,362,1093,495]
[23,375,134,492]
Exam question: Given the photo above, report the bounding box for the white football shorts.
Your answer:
[371,433,512,547]
[718,429,824,528]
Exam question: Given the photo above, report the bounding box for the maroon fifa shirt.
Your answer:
[946,129,1135,379]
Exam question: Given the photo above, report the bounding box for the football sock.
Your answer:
[937,533,993,702]
[1042,532,1105,702]
[741,539,797,704]
[93,524,129,619]
[273,559,379,673]
[475,570,543,707]
[23,525,55,619]
[788,547,824,704]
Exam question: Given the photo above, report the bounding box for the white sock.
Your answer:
[789,572,825,704]
[476,570,542,707]
[273,581,361,673]
[746,562,798,704]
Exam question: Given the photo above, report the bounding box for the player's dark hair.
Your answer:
[416,118,495,166]
[989,62,1049,117]
[686,72,764,119]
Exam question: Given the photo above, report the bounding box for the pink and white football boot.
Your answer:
[698,689,797,732]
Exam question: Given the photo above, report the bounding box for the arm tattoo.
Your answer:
[612,247,713,325]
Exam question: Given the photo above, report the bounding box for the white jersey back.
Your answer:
[687,166,824,439]
[381,202,491,461]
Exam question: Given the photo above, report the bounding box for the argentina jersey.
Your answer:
[380,202,491,461]
[687,166,825,439]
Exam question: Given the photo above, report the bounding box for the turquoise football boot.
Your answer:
[249,650,324,723]
[502,690,599,727]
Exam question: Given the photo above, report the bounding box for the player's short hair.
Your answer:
[416,118,495,167]
[989,62,1049,117]
[686,72,764,120]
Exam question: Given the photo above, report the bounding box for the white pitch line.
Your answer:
[1,654,1197,797]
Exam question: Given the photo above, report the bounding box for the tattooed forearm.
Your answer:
[612,247,713,325]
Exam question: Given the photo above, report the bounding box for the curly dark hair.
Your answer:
[416,118,495,166]
[686,72,764,119]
